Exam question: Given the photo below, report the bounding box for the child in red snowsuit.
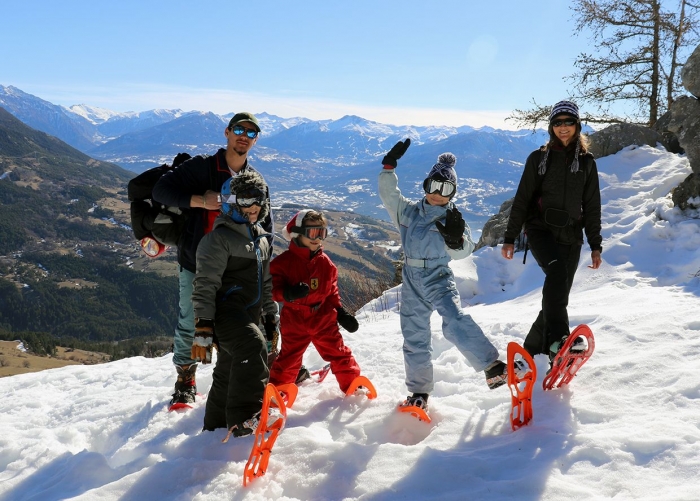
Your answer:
[269,210,361,393]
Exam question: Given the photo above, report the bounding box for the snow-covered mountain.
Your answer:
[2,145,699,500]
[0,84,547,229]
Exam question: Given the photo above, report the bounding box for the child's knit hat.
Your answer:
[284,209,312,240]
[426,152,457,183]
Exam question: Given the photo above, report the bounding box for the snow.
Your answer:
[2,145,700,500]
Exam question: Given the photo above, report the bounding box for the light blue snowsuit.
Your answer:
[379,168,499,394]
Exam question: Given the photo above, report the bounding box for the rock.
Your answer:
[587,123,669,158]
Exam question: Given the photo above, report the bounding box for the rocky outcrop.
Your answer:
[475,198,526,252]
[587,123,669,159]
[667,96,700,175]
[681,43,700,98]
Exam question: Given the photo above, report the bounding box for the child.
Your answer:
[191,170,278,437]
[378,139,507,413]
[268,210,362,393]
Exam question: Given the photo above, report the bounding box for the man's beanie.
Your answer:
[549,100,580,122]
[426,153,458,184]
[227,112,261,132]
[284,209,312,240]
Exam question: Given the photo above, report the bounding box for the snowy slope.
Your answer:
[2,146,700,501]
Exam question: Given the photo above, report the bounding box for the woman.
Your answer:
[502,100,602,362]
[191,170,278,437]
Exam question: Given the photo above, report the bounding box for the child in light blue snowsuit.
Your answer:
[378,139,506,411]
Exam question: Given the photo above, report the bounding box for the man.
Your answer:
[153,112,273,408]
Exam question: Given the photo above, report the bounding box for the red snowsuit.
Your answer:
[269,240,361,392]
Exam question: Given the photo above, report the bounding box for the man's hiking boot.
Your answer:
[485,360,507,389]
[400,393,429,410]
[170,364,197,406]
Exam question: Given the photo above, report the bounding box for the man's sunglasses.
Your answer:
[423,178,456,198]
[230,125,259,139]
[551,118,577,128]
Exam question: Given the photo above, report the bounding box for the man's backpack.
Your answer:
[127,152,191,247]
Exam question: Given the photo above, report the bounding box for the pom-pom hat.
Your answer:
[426,152,458,184]
[423,152,458,199]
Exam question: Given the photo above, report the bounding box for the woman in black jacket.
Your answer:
[501,100,602,362]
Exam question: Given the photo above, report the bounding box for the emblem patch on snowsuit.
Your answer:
[310,278,319,290]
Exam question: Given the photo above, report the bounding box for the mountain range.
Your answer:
[0,84,549,229]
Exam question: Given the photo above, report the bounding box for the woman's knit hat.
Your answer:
[548,100,580,122]
[539,100,582,175]
[426,153,458,183]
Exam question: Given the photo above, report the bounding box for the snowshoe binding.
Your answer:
[398,393,431,422]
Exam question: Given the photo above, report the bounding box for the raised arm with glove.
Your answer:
[435,207,465,250]
[382,138,411,168]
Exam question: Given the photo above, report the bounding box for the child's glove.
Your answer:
[381,138,411,168]
[283,282,310,302]
[336,306,359,333]
[435,207,465,250]
[192,318,215,364]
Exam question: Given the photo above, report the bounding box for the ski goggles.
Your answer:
[291,225,328,240]
[225,188,266,208]
[230,125,259,139]
[423,178,456,198]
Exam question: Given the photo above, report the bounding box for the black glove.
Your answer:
[262,314,279,363]
[435,207,465,250]
[336,306,359,333]
[283,282,310,302]
[263,314,278,340]
[381,138,411,167]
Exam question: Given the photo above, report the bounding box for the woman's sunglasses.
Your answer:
[551,118,577,128]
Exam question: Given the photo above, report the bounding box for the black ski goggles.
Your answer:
[228,188,265,208]
[291,225,328,240]
[423,178,456,198]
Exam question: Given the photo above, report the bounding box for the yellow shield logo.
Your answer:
[310,278,319,290]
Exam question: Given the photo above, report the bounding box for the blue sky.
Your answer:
[2,1,588,128]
